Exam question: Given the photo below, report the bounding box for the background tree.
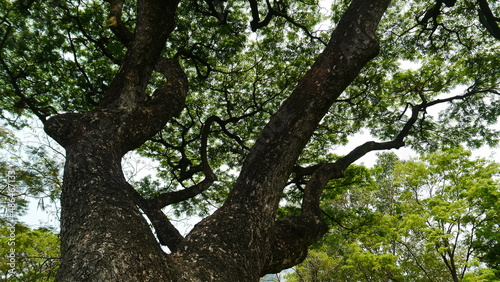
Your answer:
[286,148,500,281]
[0,223,60,281]
[0,126,62,280]
[0,0,499,280]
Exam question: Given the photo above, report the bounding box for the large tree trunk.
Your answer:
[53,118,178,280]
[44,0,392,280]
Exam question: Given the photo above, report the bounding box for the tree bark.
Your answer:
[45,0,186,280]
[44,0,392,280]
[175,0,392,280]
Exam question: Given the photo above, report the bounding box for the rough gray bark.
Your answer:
[44,0,393,280]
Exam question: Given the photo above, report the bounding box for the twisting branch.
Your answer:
[289,164,322,186]
[145,111,261,212]
[203,0,228,24]
[177,1,393,278]
[207,114,258,150]
[301,163,342,216]
[264,89,490,270]
[179,47,214,78]
[246,0,326,44]
[334,93,480,172]
[148,115,219,208]
[248,0,274,31]
[298,88,492,214]
[263,164,334,274]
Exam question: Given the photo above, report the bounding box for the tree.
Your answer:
[0,222,60,281]
[286,148,500,281]
[0,126,62,280]
[0,0,499,280]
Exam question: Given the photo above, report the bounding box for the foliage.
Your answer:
[0,126,61,280]
[0,222,60,281]
[287,147,500,281]
[0,125,63,223]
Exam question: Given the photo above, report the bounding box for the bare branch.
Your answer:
[149,115,220,208]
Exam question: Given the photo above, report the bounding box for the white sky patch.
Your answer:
[398,59,422,70]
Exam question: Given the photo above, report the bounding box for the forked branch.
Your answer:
[301,88,494,211]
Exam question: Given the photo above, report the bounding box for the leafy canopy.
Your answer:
[0,0,499,234]
[0,222,60,281]
[287,147,500,281]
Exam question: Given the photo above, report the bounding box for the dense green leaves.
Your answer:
[0,0,121,122]
[288,147,500,281]
[333,0,500,151]
[134,0,331,213]
[0,222,59,281]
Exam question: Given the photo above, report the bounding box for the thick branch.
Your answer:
[260,98,422,273]
[177,1,392,279]
[261,164,336,273]
[248,0,274,31]
[301,163,342,217]
[263,214,328,274]
[477,0,500,40]
[100,0,180,109]
[224,0,391,219]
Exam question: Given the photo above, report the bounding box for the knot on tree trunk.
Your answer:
[44,112,95,148]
